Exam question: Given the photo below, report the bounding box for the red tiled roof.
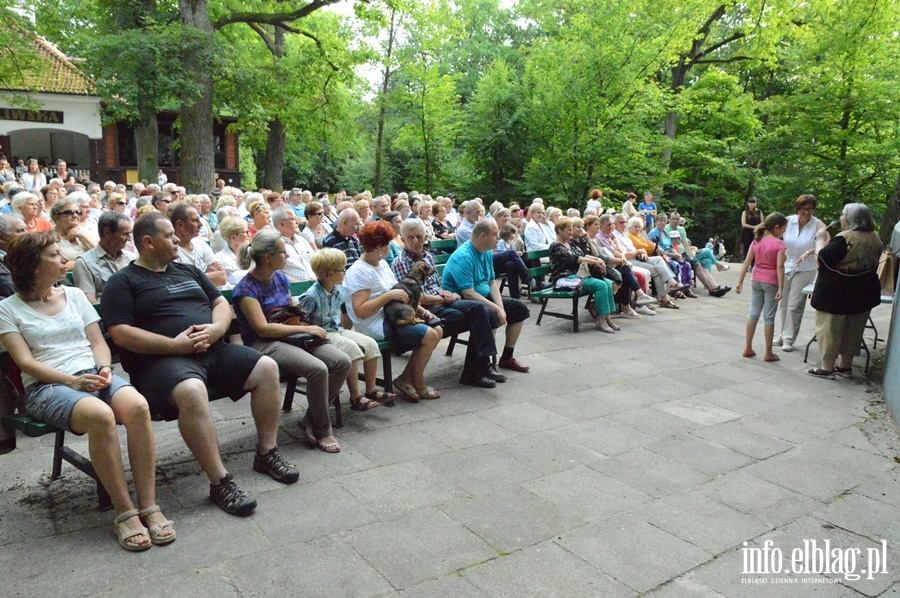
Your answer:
[1,36,95,96]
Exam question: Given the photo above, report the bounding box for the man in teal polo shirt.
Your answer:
[442,219,531,373]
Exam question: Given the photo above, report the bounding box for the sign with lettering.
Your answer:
[0,108,64,124]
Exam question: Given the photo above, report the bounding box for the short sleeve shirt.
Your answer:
[232,270,292,346]
[175,237,219,271]
[442,241,494,298]
[342,258,398,340]
[101,262,221,371]
[297,281,343,332]
[73,245,136,300]
[750,235,786,286]
[0,287,101,388]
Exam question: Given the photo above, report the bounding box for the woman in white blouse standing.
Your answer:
[773,194,826,352]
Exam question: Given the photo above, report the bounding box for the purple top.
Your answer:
[232,270,292,346]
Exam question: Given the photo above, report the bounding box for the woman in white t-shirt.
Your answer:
[343,220,442,401]
[0,232,174,551]
[213,216,250,289]
[21,159,47,193]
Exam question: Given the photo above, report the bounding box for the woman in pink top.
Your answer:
[735,213,788,362]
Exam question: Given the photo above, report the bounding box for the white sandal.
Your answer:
[139,505,176,546]
[114,509,151,552]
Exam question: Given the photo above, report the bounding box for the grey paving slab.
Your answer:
[247,478,379,546]
[687,546,854,597]
[557,512,712,593]
[694,471,816,519]
[342,508,495,590]
[442,485,586,553]
[413,411,516,450]
[337,460,466,521]
[608,405,701,439]
[856,470,900,508]
[653,397,743,426]
[740,410,837,444]
[691,419,797,460]
[687,387,776,416]
[523,464,652,521]
[751,517,899,597]
[462,540,633,597]
[646,433,756,476]
[422,443,542,495]
[627,490,773,554]
[814,492,900,546]
[533,384,657,419]
[643,577,729,597]
[477,401,573,435]
[226,535,394,597]
[88,564,239,598]
[588,447,711,498]
[495,429,606,475]
[743,439,894,502]
[558,418,658,456]
[340,422,451,465]
[398,574,488,597]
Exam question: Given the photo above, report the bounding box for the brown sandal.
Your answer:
[350,395,381,411]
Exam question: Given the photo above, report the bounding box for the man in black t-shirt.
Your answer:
[102,212,298,516]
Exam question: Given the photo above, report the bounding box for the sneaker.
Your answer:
[253,446,300,484]
[772,338,782,346]
[635,294,657,306]
[210,474,258,516]
[620,307,641,319]
[635,305,657,316]
[782,342,794,352]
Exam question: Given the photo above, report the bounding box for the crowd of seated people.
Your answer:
[0,173,748,549]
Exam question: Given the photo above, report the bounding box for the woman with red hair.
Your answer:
[343,220,443,401]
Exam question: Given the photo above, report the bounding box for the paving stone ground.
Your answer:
[2,268,899,597]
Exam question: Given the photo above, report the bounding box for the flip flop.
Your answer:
[764,354,780,362]
[742,349,756,358]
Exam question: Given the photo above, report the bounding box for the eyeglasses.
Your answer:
[798,208,815,214]
[59,210,82,217]
[159,199,172,204]
[116,201,128,206]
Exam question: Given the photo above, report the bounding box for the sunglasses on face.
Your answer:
[60,210,82,217]
[116,201,128,206]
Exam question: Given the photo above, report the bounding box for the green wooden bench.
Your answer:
[498,248,548,299]
[0,353,114,509]
[429,238,456,253]
[532,276,595,332]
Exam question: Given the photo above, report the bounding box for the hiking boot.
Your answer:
[253,446,300,484]
[209,474,257,516]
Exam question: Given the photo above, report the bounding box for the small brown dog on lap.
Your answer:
[383,261,434,326]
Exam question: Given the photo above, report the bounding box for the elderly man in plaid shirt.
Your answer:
[391,218,503,388]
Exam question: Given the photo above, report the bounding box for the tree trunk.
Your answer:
[661,61,688,167]
[374,9,398,195]
[179,0,215,193]
[263,118,286,191]
[881,171,900,247]
[134,99,158,183]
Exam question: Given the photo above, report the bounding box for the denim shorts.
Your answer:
[24,369,132,433]
[383,321,431,354]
